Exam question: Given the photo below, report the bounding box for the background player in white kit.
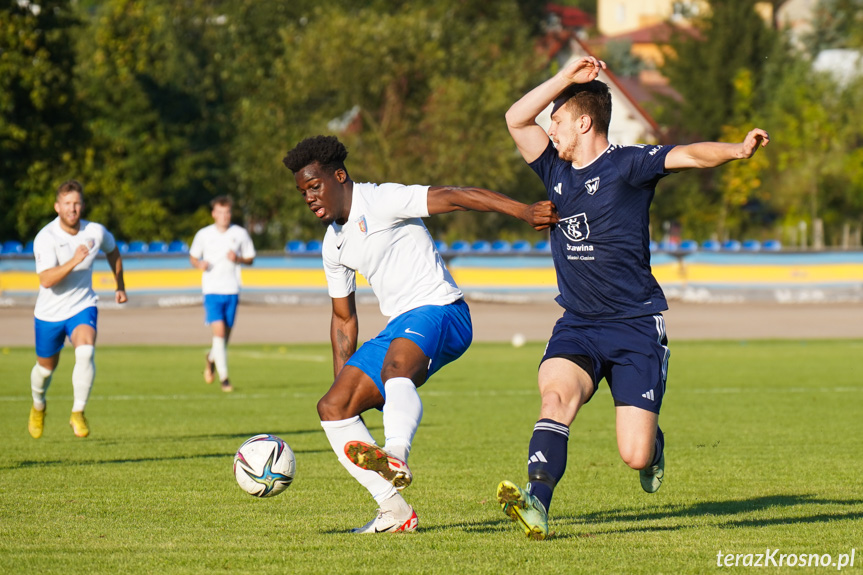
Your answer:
[189,195,256,392]
[28,180,127,439]
[283,135,559,534]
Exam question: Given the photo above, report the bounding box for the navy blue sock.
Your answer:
[526,418,569,513]
[651,426,665,467]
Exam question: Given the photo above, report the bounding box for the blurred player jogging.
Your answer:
[189,195,256,393]
[28,180,127,439]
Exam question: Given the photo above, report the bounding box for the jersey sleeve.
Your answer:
[238,228,256,259]
[322,248,356,299]
[616,145,674,189]
[33,231,58,274]
[99,225,117,254]
[370,184,430,220]
[527,140,563,200]
[189,230,205,259]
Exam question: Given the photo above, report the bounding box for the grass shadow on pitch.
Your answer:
[7,448,331,471]
[552,494,863,535]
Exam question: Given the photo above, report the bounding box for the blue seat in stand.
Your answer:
[128,241,149,254]
[285,240,305,253]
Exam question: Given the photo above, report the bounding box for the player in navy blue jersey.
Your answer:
[496,56,769,540]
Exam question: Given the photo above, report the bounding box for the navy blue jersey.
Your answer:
[529,140,674,320]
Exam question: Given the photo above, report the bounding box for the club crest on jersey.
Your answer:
[560,213,590,242]
[584,177,600,195]
[554,183,562,195]
[357,216,367,235]
[85,238,96,251]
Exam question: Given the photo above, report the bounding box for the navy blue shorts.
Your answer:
[542,311,670,413]
[347,298,473,398]
[203,294,239,328]
[34,306,98,358]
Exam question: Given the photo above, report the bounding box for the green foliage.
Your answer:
[0,0,81,240]
[805,0,863,51]
[1,340,862,573]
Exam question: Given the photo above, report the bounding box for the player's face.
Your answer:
[295,163,350,226]
[54,191,84,231]
[548,107,580,163]
[211,204,232,230]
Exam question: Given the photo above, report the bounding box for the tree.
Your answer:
[805,0,863,52]
[0,0,81,241]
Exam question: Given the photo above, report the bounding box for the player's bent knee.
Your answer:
[619,446,653,470]
[75,345,95,361]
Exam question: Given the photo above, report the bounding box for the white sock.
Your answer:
[383,377,423,463]
[72,345,95,412]
[321,416,397,505]
[30,363,54,410]
[210,336,228,381]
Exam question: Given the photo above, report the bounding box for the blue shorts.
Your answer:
[204,294,239,327]
[542,311,670,413]
[346,298,473,398]
[34,306,98,358]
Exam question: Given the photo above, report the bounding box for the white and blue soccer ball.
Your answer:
[233,434,296,497]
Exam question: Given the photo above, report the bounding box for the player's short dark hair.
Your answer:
[56,180,84,201]
[210,195,233,209]
[282,135,348,174]
[553,80,612,137]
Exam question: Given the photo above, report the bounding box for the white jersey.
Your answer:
[33,217,117,322]
[322,182,462,319]
[189,224,256,295]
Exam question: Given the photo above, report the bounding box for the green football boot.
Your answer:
[496,480,550,540]
[639,452,664,493]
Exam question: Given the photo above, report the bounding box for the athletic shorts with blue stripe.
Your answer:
[347,298,472,399]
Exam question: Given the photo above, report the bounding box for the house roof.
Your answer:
[545,3,595,29]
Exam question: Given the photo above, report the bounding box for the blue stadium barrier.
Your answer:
[511,239,532,252]
[149,241,169,254]
[434,240,448,254]
[534,240,551,252]
[167,240,189,253]
[658,240,678,252]
[304,239,322,253]
[649,240,659,252]
[449,240,470,253]
[763,239,782,251]
[285,240,305,253]
[23,241,34,254]
[679,239,699,252]
[702,239,721,251]
[128,240,149,254]
[742,239,761,252]
[722,240,742,252]
[116,241,129,254]
[2,240,23,254]
[471,240,491,253]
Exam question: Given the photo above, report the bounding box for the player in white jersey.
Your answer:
[189,195,256,392]
[283,135,559,534]
[28,180,127,439]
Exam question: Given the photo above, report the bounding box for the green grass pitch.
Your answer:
[1,340,861,574]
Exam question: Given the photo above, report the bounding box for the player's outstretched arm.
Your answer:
[105,247,127,304]
[505,56,606,163]
[427,186,559,231]
[665,128,770,171]
[330,294,359,379]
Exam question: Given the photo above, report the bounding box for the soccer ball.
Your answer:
[233,434,296,497]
